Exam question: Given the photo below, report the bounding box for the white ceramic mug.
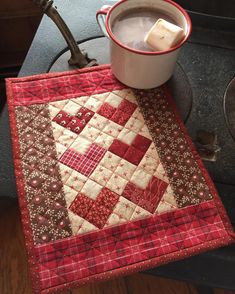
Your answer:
[96,0,192,89]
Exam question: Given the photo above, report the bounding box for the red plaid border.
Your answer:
[11,67,126,105]
[35,201,228,290]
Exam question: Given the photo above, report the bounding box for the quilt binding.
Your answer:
[6,64,235,294]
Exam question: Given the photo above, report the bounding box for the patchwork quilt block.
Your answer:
[6,65,234,294]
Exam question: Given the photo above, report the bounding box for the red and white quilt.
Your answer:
[6,65,234,294]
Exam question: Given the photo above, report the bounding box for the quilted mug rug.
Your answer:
[6,65,234,294]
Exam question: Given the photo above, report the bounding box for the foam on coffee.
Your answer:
[111,8,177,52]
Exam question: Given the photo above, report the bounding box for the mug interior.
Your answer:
[107,0,191,54]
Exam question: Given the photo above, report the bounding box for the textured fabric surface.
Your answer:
[6,65,234,294]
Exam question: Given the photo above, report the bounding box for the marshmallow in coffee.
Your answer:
[144,18,185,51]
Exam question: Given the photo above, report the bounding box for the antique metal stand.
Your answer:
[32,0,96,68]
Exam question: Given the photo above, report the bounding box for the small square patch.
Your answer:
[65,170,87,191]
[67,117,85,134]
[98,103,116,119]
[139,154,159,175]
[125,117,144,133]
[57,129,77,148]
[52,110,71,127]
[95,132,114,149]
[118,99,137,115]
[85,144,106,163]
[113,196,136,220]
[132,134,152,153]
[84,96,102,112]
[69,193,94,218]
[118,128,137,145]
[105,92,123,108]
[103,121,122,138]
[79,125,100,142]
[109,139,129,158]
[124,146,144,165]
[96,187,119,209]
[70,136,91,154]
[63,100,81,116]
[115,159,136,180]
[111,110,132,126]
[81,179,103,200]
[76,107,94,123]
[131,168,152,189]
[89,113,109,130]
[86,205,112,229]
[100,151,122,172]
[90,165,113,186]
[106,173,128,195]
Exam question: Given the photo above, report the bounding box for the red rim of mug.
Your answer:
[105,0,192,55]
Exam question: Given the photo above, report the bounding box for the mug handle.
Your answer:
[96,5,112,38]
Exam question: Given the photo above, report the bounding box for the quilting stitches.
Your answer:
[123,176,168,213]
[96,92,137,126]
[12,68,125,105]
[34,202,228,291]
[69,188,119,229]
[81,179,103,200]
[52,107,94,135]
[156,186,178,214]
[134,88,213,207]
[64,169,87,192]
[60,144,106,177]
[15,104,72,244]
[108,134,151,166]
[8,66,234,294]
[49,88,175,236]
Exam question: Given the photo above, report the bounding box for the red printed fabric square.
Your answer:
[118,100,137,115]
[111,110,132,126]
[67,117,85,134]
[123,178,168,213]
[76,107,94,122]
[53,110,71,127]
[70,193,94,218]
[6,65,234,294]
[109,139,129,157]
[98,103,116,118]
[132,134,152,153]
[124,146,145,165]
